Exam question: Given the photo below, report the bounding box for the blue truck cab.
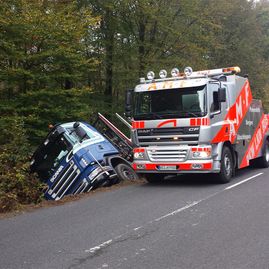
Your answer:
[30,116,137,200]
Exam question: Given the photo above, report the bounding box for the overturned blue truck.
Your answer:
[30,113,138,200]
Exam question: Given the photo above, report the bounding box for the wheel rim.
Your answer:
[121,167,136,180]
[224,154,231,176]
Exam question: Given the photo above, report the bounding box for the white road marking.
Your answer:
[154,201,201,222]
[225,172,263,190]
[85,171,264,257]
[85,239,113,253]
[114,235,123,240]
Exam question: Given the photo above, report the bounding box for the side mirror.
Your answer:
[125,89,133,117]
[50,126,65,140]
[218,87,226,102]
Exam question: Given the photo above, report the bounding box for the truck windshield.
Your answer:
[134,86,207,120]
[65,125,96,145]
[32,134,72,181]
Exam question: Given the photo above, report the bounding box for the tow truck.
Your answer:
[30,113,137,200]
[126,66,269,183]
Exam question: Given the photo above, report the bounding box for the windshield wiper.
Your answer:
[161,111,200,117]
[135,112,163,119]
[181,111,201,117]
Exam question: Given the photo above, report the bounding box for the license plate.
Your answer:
[158,165,177,171]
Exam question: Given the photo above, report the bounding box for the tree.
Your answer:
[201,0,269,98]
[82,0,218,98]
[0,0,98,95]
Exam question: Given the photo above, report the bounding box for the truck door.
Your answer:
[209,83,229,141]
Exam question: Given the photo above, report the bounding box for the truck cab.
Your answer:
[127,67,269,183]
[31,116,137,200]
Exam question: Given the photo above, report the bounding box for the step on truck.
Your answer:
[30,113,137,200]
[126,66,269,183]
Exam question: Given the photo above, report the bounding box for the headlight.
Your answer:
[159,69,167,79]
[134,151,145,159]
[147,71,155,80]
[88,167,103,180]
[184,66,193,76]
[192,151,211,159]
[171,68,180,77]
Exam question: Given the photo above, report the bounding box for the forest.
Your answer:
[1,0,269,212]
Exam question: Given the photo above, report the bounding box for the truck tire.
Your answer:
[115,163,139,181]
[254,139,269,168]
[217,146,233,184]
[143,173,164,184]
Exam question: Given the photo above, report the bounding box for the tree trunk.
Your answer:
[104,9,114,96]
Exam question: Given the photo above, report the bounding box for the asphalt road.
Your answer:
[1,167,269,269]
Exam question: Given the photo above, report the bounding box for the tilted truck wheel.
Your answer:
[254,139,269,168]
[115,163,139,181]
[217,146,233,184]
[143,173,164,184]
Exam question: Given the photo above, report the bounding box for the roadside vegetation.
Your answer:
[1,0,269,212]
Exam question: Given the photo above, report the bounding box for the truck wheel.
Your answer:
[143,173,164,184]
[254,140,269,168]
[217,146,233,184]
[115,163,139,181]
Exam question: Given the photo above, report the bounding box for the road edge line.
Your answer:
[225,172,264,190]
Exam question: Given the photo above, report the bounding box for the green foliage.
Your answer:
[1,0,269,212]
[0,87,124,146]
[0,117,45,213]
[88,0,212,96]
[0,0,98,94]
[81,0,269,104]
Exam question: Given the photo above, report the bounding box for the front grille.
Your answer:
[47,160,80,200]
[73,179,90,195]
[147,147,188,162]
[138,135,198,145]
[137,127,199,146]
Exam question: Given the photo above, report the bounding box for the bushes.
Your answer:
[0,116,45,213]
[0,89,124,213]
[0,88,124,147]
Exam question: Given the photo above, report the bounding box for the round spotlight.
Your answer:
[147,71,155,80]
[171,68,180,77]
[159,69,167,79]
[184,66,193,76]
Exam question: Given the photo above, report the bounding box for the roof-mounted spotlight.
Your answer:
[171,68,180,77]
[184,66,193,76]
[147,71,155,80]
[159,69,167,79]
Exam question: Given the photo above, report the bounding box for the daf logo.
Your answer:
[188,128,199,132]
[138,129,151,134]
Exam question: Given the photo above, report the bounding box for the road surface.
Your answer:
[1,167,269,269]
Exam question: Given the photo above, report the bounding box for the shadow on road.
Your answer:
[139,166,262,188]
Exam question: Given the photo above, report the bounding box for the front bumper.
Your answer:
[133,160,220,174]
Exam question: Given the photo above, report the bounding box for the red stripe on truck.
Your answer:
[132,121,145,129]
[133,162,212,170]
[212,80,252,144]
[133,148,145,153]
[190,118,210,126]
[157,119,177,128]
